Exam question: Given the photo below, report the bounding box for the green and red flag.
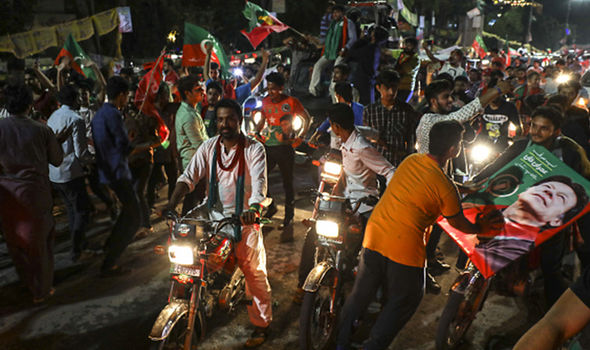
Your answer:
[241,1,288,49]
[504,40,511,67]
[472,34,488,59]
[54,34,96,80]
[182,22,230,78]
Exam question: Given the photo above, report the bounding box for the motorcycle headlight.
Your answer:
[555,73,571,85]
[323,161,342,177]
[316,220,339,238]
[253,111,262,125]
[168,245,194,265]
[471,144,491,164]
[293,114,304,132]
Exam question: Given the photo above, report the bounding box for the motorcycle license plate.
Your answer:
[171,264,201,277]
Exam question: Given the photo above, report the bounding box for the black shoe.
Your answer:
[425,273,441,294]
[428,258,451,276]
[263,203,278,219]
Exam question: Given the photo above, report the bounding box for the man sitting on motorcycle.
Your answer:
[295,103,395,302]
[163,98,272,348]
[336,120,504,350]
[468,105,590,306]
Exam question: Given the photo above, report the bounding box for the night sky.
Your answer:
[542,0,590,44]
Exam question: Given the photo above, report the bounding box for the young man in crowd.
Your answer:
[336,120,503,350]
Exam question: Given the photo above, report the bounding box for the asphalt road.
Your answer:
[0,165,550,350]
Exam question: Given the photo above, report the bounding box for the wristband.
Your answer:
[494,86,502,95]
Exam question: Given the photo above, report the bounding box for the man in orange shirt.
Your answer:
[336,120,504,350]
[256,72,310,229]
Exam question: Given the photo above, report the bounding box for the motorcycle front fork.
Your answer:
[184,282,202,350]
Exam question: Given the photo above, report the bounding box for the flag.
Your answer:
[504,40,511,67]
[472,34,487,59]
[54,34,96,80]
[134,53,170,145]
[240,1,288,49]
[182,22,230,79]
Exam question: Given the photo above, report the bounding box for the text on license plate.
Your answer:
[172,264,201,277]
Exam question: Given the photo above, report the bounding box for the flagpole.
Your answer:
[139,47,166,115]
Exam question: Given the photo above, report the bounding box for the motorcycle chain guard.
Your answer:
[303,261,335,293]
[149,299,189,341]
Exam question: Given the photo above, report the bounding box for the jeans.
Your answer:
[87,163,113,208]
[131,161,152,229]
[147,161,178,208]
[103,178,140,271]
[52,177,91,258]
[337,248,424,350]
[266,145,295,219]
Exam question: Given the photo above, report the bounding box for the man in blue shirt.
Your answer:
[47,85,93,262]
[91,76,140,276]
[310,82,364,149]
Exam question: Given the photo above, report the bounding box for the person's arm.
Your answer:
[203,43,213,81]
[343,18,357,51]
[165,141,209,212]
[86,60,107,105]
[32,64,56,93]
[359,146,395,184]
[446,207,504,234]
[47,127,65,166]
[106,109,132,156]
[56,56,72,91]
[421,42,442,64]
[248,50,270,92]
[246,142,268,217]
[478,80,513,107]
[513,289,590,350]
[72,117,91,163]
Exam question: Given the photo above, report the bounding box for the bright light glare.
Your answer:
[293,115,304,131]
[253,111,262,125]
[482,59,490,65]
[556,73,571,85]
[471,144,491,164]
[577,97,587,107]
[167,30,177,43]
[508,123,517,132]
[323,161,342,177]
[255,100,263,108]
[316,220,339,238]
[233,68,243,76]
[168,245,194,265]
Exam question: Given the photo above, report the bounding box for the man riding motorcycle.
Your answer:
[295,103,395,301]
[162,98,272,348]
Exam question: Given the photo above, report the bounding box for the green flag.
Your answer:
[182,22,230,78]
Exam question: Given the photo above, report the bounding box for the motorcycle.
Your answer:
[149,205,248,350]
[299,155,378,350]
[435,226,580,350]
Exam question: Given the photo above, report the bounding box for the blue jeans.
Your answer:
[52,177,91,258]
[337,248,425,350]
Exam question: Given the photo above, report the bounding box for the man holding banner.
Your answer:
[441,106,590,306]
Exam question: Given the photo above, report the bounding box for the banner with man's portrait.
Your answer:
[438,144,590,278]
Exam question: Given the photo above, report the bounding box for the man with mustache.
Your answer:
[163,98,272,348]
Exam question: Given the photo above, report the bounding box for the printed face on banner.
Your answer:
[438,144,590,278]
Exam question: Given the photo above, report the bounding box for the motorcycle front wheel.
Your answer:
[150,310,205,350]
[299,274,339,350]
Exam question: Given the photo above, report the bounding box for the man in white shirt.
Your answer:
[295,103,394,302]
[47,84,92,262]
[163,98,272,348]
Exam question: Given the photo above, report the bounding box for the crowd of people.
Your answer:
[4,3,590,349]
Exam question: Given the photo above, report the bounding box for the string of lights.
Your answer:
[492,0,542,7]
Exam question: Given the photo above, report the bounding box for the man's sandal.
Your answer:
[244,326,269,348]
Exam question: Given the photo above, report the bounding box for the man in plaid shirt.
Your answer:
[363,70,420,167]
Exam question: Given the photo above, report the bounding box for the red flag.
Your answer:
[134,53,169,144]
[240,1,289,49]
[472,35,488,59]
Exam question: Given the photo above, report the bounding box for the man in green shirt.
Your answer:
[175,75,208,213]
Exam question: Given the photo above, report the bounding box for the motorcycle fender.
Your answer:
[302,261,334,293]
[149,299,189,341]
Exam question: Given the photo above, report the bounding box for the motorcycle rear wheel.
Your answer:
[299,278,339,350]
[150,310,205,350]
